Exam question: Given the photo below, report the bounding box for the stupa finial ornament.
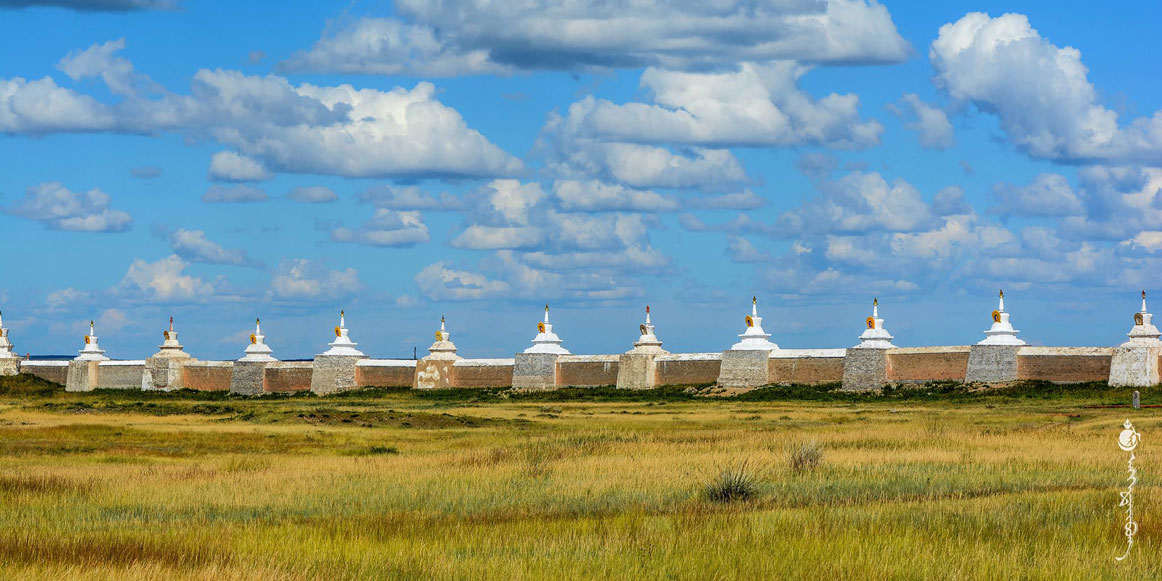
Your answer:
[76,318,109,361]
[627,303,665,354]
[979,290,1025,345]
[731,296,778,350]
[426,315,458,359]
[1122,290,1161,346]
[525,304,570,354]
[855,297,894,349]
[321,309,364,357]
[155,315,188,359]
[240,316,277,362]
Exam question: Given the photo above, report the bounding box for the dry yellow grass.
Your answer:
[0,381,1157,579]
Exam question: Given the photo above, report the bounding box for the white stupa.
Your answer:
[0,310,15,359]
[627,305,666,354]
[978,290,1025,346]
[1121,291,1162,347]
[426,316,459,360]
[730,297,779,350]
[239,318,277,362]
[321,310,365,357]
[853,298,894,349]
[76,320,109,361]
[154,317,191,359]
[524,305,570,355]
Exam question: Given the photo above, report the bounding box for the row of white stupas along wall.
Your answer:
[1,292,1159,393]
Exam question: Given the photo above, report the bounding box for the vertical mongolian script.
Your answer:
[1116,419,1141,562]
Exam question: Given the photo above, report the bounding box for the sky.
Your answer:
[2,0,1162,360]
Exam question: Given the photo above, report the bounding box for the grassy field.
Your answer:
[0,376,1158,580]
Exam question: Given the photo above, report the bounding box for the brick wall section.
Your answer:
[356,361,416,387]
[655,355,721,386]
[769,350,845,384]
[19,362,69,384]
[1017,347,1113,383]
[887,347,971,382]
[182,362,233,391]
[264,362,313,393]
[557,355,620,387]
[96,362,145,389]
[451,359,514,388]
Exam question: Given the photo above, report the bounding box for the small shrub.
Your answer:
[704,460,757,503]
[788,441,824,474]
[365,446,400,455]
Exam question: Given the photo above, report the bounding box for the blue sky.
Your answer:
[2,0,1161,360]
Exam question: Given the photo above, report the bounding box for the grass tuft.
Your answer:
[788,440,824,474]
[703,460,757,503]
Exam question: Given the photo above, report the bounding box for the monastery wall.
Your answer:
[14,346,1157,393]
[1016,347,1113,383]
[886,347,972,382]
[654,353,721,386]
[95,361,146,389]
[769,349,846,384]
[19,361,69,384]
[264,362,313,393]
[7,292,1161,394]
[556,355,620,387]
[355,360,416,387]
[451,359,514,388]
[182,362,233,391]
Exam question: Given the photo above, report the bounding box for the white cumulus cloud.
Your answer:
[6,181,131,232]
[552,180,677,213]
[414,262,510,300]
[931,12,1162,164]
[282,0,908,76]
[116,255,214,302]
[1,41,524,180]
[889,93,954,150]
[580,64,883,149]
[208,151,272,182]
[169,228,259,267]
[269,259,360,300]
[990,173,1084,217]
[330,209,430,247]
